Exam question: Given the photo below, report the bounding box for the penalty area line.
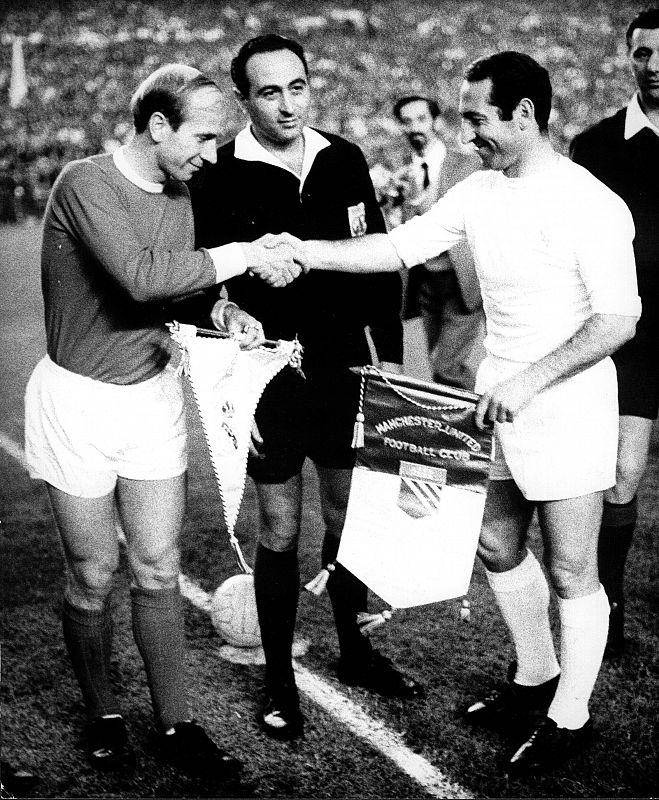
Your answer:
[1,432,472,800]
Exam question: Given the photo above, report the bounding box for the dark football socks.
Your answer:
[322,534,372,664]
[254,544,300,696]
[62,598,119,719]
[598,496,637,647]
[130,586,188,731]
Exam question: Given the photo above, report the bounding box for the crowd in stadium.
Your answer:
[0,0,641,220]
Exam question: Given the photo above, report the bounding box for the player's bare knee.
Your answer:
[67,559,116,607]
[259,526,299,552]
[478,541,523,573]
[547,554,595,597]
[477,525,523,572]
[612,458,646,501]
[129,545,180,590]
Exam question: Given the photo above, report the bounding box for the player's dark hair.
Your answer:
[130,64,219,133]
[626,7,659,47]
[393,95,441,121]
[465,51,552,132]
[231,34,308,97]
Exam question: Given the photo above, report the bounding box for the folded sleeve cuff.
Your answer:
[206,242,247,283]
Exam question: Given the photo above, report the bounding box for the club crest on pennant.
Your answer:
[397,461,447,518]
[347,202,367,237]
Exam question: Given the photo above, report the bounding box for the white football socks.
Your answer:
[485,549,560,686]
[548,585,609,730]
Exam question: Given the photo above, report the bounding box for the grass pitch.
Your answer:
[1,222,657,799]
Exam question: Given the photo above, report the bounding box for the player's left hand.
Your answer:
[474,372,538,430]
[223,306,265,350]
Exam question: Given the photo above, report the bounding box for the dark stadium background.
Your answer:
[1,1,657,798]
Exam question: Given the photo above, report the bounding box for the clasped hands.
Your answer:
[242,233,307,287]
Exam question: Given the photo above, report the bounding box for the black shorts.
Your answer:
[613,326,659,419]
[248,366,360,483]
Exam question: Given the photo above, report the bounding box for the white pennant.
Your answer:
[170,324,298,566]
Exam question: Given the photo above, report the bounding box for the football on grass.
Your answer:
[211,574,261,648]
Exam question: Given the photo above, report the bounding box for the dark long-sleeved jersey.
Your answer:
[189,128,403,374]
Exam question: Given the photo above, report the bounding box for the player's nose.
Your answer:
[280,91,295,114]
[201,141,217,164]
[459,122,474,145]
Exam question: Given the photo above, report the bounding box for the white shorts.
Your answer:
[476,355,618,501]
[25,356,187,497]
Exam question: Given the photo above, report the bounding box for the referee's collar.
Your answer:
[624,93,659,140]
[234,125,330,186]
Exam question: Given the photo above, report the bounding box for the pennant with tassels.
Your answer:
[337,367,495,618]
[168,321,302,573]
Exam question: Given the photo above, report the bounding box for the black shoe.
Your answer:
[464,664,559,731]
[337,650,425,699]
[0,761,42,795]
[257,678,304,740]
[153,721,243,780]
[506,716,595,775]
[85,716,135,771]
[259,685,305,740]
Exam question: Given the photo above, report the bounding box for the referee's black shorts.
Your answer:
[613,327,659,419]
[247,365,361,483]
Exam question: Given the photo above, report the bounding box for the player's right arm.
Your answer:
[51,161,298,302]
[290,176,470,274]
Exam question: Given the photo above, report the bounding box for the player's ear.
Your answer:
[148,111,172,143]
[233,87,248,112]
[515,98,535,131]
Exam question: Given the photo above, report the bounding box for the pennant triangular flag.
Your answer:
[338,367,494,609]
[169,323,300,570]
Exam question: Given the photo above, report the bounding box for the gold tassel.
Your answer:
[351,412,365,448]
[304,562,335,596]
[357,608,393,636]
[460,598,471,622]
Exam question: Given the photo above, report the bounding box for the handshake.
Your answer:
[242,233,307,288]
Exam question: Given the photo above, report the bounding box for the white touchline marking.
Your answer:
[2,433,472,800]
[0,431,29,470]
[293,663,473,800]
[177,572,472,800]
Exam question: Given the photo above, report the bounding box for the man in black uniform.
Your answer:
[190,35,423,739]
[570,7,659,658]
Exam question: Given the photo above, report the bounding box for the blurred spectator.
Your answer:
[0,1,646,220]
[385,94,485,389]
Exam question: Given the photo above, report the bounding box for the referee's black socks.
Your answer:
[598,496,637,655]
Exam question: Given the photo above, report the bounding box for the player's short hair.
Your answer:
[626,7,659,47]
[130,64,219,134]
[465,51,552,133]
[230,34,309,98]
[393,95,441,121]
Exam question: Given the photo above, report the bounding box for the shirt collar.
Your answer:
[113,146,164,193]
[411,138,446,177]
[624,93,659,140]
[234,124,331,186]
